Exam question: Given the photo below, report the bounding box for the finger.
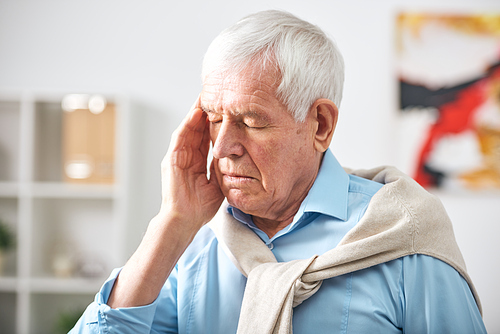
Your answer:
[175,94,202,135]
[181,106,204,135]
[185,94,204,133]
[200,116,211,160]
[209,158,221,188]
[187,94,208,150]
[190,93,201,111]
[171,97,205,150]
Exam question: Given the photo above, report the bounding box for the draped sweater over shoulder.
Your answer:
[209,166,481,334]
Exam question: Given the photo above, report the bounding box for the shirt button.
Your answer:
[267,243,274,250]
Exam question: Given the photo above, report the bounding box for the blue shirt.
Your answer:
[71,150,486,333]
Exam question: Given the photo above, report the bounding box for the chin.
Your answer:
[225,192,260,215]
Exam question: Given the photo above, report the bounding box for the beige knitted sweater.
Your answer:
[209,166,481,334]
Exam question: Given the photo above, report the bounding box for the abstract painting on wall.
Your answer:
[396,13,500,190]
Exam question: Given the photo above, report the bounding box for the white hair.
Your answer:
[201,10,345,122]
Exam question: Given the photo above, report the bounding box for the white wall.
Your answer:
[1,0,499,331]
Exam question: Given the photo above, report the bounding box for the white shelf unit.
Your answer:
[0,92,130,334]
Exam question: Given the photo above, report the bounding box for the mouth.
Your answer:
[221,172,256,186]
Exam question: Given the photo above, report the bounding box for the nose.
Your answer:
[211,120,245,159]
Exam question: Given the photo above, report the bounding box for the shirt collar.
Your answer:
[227,149,349,239]
[300,148,349,221]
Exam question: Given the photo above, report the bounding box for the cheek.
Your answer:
[252,139,289,179]
[264,132,313,175]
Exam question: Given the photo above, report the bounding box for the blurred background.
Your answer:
[0,0,499,333]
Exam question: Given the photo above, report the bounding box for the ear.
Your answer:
[310,99,338,153]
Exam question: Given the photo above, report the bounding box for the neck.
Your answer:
[253,215,295,239]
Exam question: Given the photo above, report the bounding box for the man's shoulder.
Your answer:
[347,173,384,197]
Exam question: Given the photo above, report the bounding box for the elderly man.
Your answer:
[72,10,485,333]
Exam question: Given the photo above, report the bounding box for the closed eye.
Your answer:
[242,117,269,129]
[243,122,265,129]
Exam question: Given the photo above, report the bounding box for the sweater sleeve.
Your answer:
[401,254,486,334]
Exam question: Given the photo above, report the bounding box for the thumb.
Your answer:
[209,159,221,189]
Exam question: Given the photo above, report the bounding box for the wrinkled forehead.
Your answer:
[201,62,282,112]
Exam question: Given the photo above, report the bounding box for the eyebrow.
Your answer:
[200,106,217,115]
[201,106,269,122]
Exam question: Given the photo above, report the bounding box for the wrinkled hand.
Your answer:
[160,96,224,230]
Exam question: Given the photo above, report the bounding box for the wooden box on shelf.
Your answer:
[62,94,115,184]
